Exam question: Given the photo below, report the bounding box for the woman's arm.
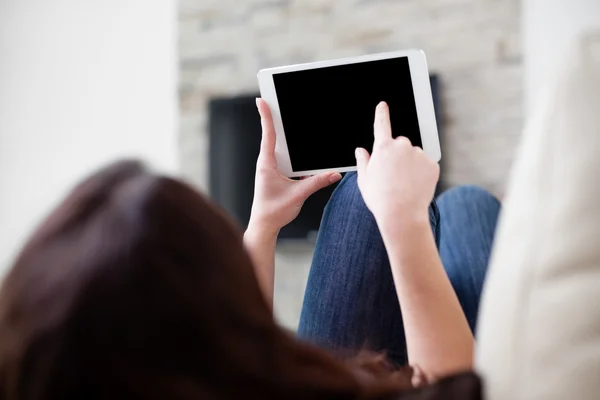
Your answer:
[380,216,474,380]
[355,102,473,380]
[243,224,278,306]
[244,99,341,306]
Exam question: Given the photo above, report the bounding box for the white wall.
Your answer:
[0,0,178,272]
[523,0,600,114]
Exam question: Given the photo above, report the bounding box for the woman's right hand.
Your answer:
[355,102,440,234]
[357,103,473,379]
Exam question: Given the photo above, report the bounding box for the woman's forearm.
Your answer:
[378,213,474,380]
[243,224,278,308]
[246,99,341,309]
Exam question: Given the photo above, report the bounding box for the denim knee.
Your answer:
[437,185,500,213]
[325,172,360,207]
[324,172,440,244]
[322,172,368,220]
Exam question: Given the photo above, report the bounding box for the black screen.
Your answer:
[273,57,421,172]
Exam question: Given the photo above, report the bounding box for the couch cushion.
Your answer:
[475,33,600,400]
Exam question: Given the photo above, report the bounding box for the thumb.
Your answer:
[355,147,370,177]
[298,172,342,199]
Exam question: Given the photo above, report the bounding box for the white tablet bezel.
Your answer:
[257,49,441,178]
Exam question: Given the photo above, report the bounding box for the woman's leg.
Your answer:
[297,173,501,365]
[436,185,501,332]
[297,172,438,364]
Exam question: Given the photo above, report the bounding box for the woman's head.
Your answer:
[0,161,409,399]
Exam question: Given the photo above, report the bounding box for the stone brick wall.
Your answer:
[179,0,523,197]
[179,0,523,328]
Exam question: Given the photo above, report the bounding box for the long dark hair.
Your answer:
[0,161,476,399]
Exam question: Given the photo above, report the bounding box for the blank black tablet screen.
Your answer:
[273,56,421,172]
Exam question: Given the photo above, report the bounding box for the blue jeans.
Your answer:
[297,172,501,365]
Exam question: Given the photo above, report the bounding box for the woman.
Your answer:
[0,101,498,398]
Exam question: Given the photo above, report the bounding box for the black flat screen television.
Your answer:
[209,75,443,240]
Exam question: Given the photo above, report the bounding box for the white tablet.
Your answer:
[257,49,441,178]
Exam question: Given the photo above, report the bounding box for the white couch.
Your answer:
[476,32,600,400]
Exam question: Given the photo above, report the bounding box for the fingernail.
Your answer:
[355,148,362,159]
[255,98,260,108]
[329,173,341,183]
[378,101,387,109]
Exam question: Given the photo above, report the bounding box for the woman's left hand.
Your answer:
[248,99,342,235]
